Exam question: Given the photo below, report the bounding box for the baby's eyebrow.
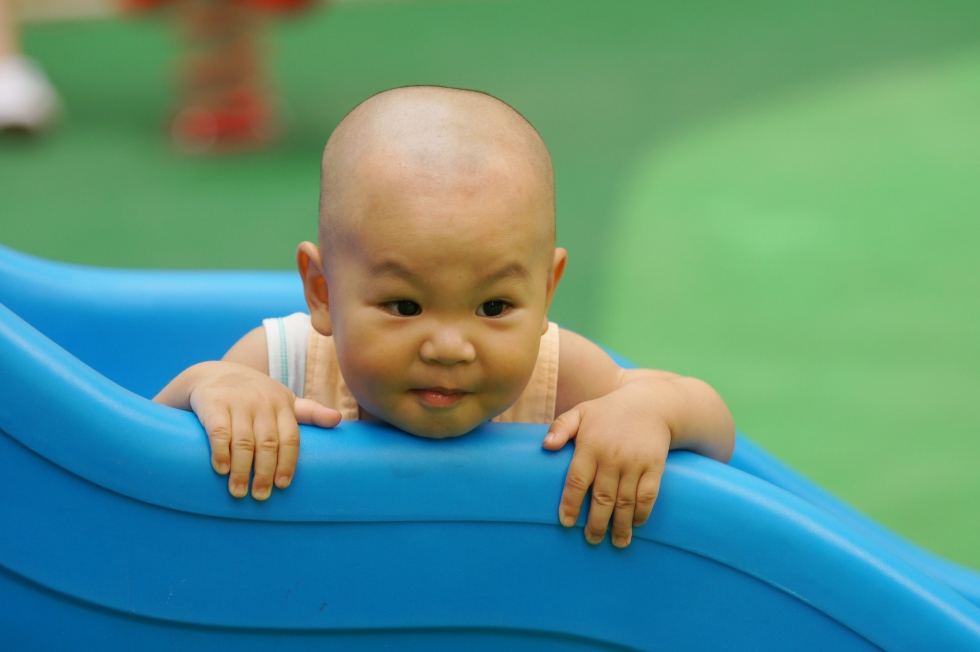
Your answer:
[367,260,532,285]
[481,263,532,285]
[368,260,420,282]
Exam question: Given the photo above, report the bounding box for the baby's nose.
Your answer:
[419,327,476,365]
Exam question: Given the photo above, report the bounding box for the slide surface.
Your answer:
[2,245,980,650]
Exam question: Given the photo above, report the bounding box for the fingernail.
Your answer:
[232,484,247,498]
[217,463,229,474]
[560,515,574,528]
[276,475,291,489]
[545,432,555,443]
[586,532,603,545]
[613,536,629,548]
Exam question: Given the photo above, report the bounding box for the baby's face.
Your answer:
[317,156,563,438]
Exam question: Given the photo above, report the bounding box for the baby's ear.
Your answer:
[296,241,332,336]
[548,247,567,294]
[542,247,567,333]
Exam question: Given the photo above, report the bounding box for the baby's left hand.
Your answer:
[543,384,672,548]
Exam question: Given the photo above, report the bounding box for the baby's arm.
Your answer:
[544,329,734,547]
[154,327,340,500]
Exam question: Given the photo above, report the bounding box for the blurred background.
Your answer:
[1,0,977,568]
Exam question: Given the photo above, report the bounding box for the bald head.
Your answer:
[319,86,555,258]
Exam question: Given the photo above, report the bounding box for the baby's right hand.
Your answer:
[186,362,342,500]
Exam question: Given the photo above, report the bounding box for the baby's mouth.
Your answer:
[412,387,469,408]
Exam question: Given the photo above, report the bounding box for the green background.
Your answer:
[2,0,978,567]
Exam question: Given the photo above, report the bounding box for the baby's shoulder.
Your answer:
[555,326,623,415]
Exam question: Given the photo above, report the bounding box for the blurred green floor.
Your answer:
[2,0,978,567]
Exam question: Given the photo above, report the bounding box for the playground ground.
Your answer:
[2,0,978,568]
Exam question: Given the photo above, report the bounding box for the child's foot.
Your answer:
[171,92,278,153]
[0,56,59,134]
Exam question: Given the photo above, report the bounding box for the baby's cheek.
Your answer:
[482,345,538,410]
[349,336,409,381]
[336,343,411,417]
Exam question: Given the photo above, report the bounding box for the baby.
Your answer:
[155,86,735,548]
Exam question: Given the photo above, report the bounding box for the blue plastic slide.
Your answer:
[1,244,979,650]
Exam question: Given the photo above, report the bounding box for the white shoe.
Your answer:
[0,56,59,132]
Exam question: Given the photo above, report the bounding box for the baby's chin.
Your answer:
[371,402,492,439]
[385,414,481,439]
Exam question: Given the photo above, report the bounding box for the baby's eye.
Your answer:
[477,300,509,317]
[385,300,421,316]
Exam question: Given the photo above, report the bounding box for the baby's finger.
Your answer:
[544,407,582,450]
[584,465,620,545]
[294,397,342,429]
[227,407,255,499]
[633,470,663,526]
[558,448,596,528]
[275,408,301,489]
[611,473,640,548]
[199,406,232,475]
[250,408,279,501]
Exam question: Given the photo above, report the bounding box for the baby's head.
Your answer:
[297,86,566,437]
